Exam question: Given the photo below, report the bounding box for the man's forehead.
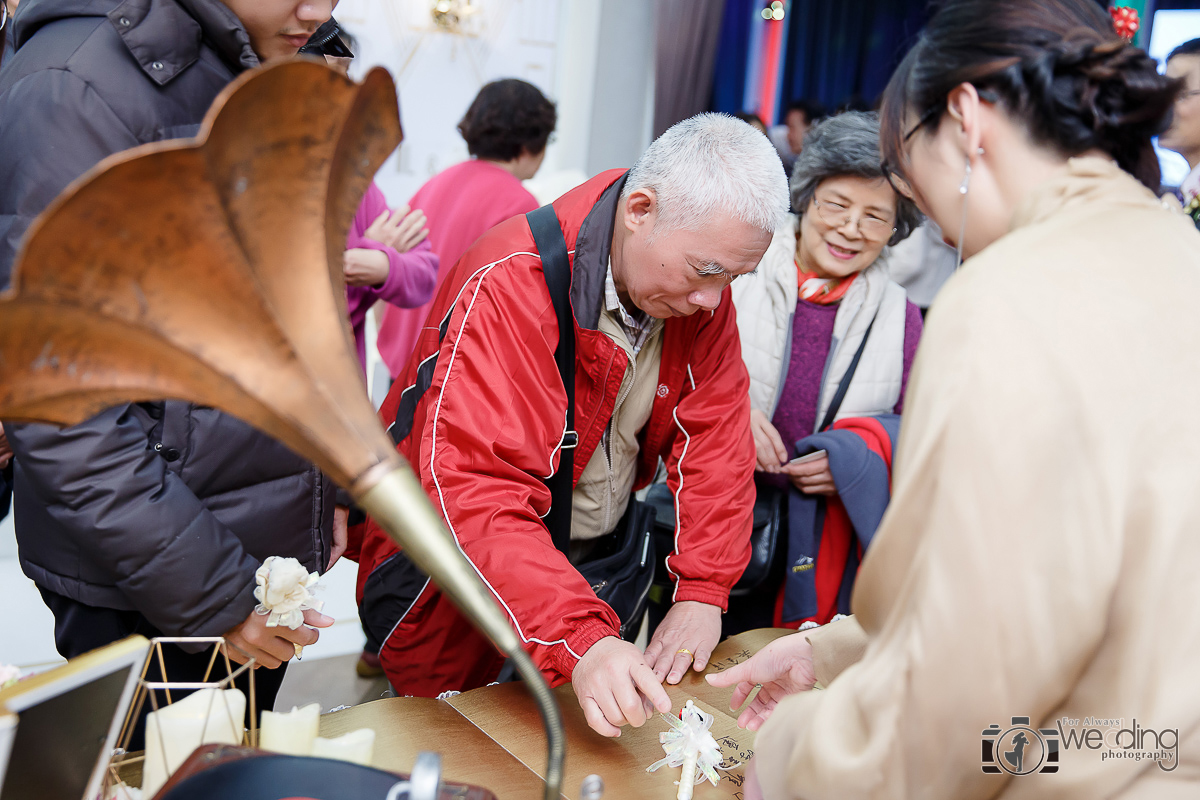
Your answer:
[682,230,772,269]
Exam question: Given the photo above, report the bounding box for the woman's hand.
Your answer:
[781,453,836,495]
[704,633,817,731]
[343,248,390,287]
[364,206,429,253]
[750,409,787,473]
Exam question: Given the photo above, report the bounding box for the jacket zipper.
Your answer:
[601,353,636,535]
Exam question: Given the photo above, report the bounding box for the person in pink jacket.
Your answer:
[374,78,557,376]
[343,182,438,375]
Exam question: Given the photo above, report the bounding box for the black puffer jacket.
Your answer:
[0,0,336,639]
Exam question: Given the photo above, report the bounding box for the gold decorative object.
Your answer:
[0,60,562,799]
[107,637,256,797]
[431,0,479,34]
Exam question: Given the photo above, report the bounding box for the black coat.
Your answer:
[0,0,336,639]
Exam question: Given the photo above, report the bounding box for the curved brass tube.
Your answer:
[356,468,565,796]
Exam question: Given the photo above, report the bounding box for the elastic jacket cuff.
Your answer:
[555,618,620,680]
[672,579,731,612]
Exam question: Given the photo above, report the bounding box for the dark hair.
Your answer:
[792,111,921,246]
[786,99,827,125]
[734,111,767,129]
[457,79,557,162]
[880,0,1180,190]
[1168,38,1200,63]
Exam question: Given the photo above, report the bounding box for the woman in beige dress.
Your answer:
[709,0,1200,797]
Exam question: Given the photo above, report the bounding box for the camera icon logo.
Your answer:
[982,717,1059,775]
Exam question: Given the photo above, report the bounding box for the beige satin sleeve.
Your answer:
[806,616,868,687]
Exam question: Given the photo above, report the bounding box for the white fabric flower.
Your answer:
[646,699,723,797]
[0,663,19,689]
[253,556,323,629]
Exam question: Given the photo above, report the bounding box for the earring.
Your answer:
[955,155,971,268]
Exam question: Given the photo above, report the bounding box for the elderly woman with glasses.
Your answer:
[728,110,922,632]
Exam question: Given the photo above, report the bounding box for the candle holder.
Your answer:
[104,637,257,799]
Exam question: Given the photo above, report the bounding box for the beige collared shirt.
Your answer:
[570,261,663,543]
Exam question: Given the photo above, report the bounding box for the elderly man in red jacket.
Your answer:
[356,113,789,736]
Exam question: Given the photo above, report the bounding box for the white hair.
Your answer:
[621,112,789,240]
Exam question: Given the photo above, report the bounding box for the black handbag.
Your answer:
[526,204,656,642]
[645,480,782,597]
[645,313,878,597]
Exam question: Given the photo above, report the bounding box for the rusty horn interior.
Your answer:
[0,60,564,799]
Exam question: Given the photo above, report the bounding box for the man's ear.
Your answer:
[623,187,657,234]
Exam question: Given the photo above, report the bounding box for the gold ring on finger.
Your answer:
[676,648,692,657]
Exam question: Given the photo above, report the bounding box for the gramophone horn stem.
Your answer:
[354,466,565,800]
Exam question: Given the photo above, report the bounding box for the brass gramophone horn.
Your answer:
[0,61,564,798]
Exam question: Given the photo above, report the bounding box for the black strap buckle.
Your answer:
[561,431,578,449]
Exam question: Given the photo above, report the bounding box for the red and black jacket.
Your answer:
[357,171,756,681]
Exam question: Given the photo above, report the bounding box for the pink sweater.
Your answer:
[375,160,540,377]
[345,182,438,373]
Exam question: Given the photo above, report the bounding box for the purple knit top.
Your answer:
[768,299,923,472]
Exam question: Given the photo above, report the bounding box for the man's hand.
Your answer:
[0,422,11,470]
[573,636,671,737]
[223,607,333,669]
[329,506,349,571]
[750,409,787,473]
[781,453,836,495]
[364,206,429,253]
[643,600,722,684]
[343,248,390,287]
[704,632,816,730]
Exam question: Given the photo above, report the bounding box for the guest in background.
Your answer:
[374,78,557,376]
[729,111,922,633]
[314,26,440,376]
[1160,37,1200,228]
[772,98,825,175]
[342,185,437,375]
[735,111,769,136]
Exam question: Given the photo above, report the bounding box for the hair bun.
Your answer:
[1017,32,1178,183]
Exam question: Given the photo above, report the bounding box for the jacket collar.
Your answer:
[571,172,628,331]
[108,0,258,86]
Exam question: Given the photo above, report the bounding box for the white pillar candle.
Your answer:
[141,688,245,797]
[311,728,376,766]
[259,702,321,756]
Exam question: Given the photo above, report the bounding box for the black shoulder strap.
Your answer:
[526,205,575,557]
[818,313,877,433]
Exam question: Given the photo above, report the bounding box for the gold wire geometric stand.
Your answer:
[103,637,257,798]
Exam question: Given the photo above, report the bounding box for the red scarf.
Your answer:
[796,258,856,305]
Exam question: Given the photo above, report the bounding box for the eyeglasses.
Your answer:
[882,88,1000,202]
[881,105,941,201]
[811,197,896,242]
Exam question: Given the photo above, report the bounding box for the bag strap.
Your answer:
[817,313,877,432]
[526,204,575,557]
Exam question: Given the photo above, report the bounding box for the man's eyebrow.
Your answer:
[694,260,727,275]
